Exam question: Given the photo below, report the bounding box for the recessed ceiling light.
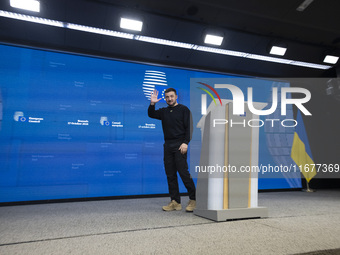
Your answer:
[120,18,143,32]
[296,0,314,11]
[323,55,339,64]
[204,34,223,46]
[10,0,40,12]
[270,46,287,56]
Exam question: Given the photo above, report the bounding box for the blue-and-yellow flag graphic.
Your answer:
[291,110,316,183]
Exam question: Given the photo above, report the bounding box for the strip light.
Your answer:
[0,10,63,27]
[66,23,134,39]
[0,10,332,70]
[196,46,247,57]
[135,35,194,49]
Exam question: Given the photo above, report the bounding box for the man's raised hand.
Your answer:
[150,89,162,105]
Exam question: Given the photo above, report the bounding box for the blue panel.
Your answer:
[0,44,300,202]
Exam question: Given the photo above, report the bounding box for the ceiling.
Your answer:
[0,0,339,77]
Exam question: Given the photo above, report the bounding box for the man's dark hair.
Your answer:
[164,88,177,95]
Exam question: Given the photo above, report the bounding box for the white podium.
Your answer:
[194,100,268,221]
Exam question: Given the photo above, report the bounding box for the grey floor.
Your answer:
[0,189,340,255]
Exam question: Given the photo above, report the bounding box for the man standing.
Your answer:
[148,88,196,212]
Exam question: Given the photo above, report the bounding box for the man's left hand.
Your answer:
[179,143,188,154]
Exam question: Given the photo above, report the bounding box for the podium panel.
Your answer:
[194,100,268,221]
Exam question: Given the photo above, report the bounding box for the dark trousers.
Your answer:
[163,142,196,204]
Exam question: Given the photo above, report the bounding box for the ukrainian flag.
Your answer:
[291,110,316,183]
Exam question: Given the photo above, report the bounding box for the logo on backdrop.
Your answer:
[100,116,123,128]
[142,70,168,101]
[13,111,44,123]
[14,111,26,122]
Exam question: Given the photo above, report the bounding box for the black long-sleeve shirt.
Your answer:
[148,104,193,144]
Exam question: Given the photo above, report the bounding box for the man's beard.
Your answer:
[166,101,176,107]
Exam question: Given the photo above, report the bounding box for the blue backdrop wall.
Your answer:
[0,44,301,202]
